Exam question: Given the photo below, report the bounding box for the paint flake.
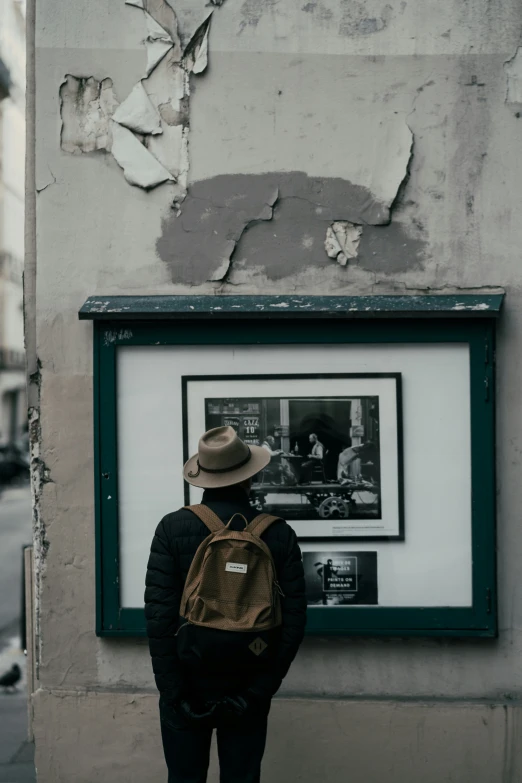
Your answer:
[452,303,490,311]
[184,15,212,75]
[325,221,363,266]
[112,81,162,135]
[505,47,522,104]
[144,12,174,76]
[144,58,187,117]
[110,121,174,189]
[143,0,181,53]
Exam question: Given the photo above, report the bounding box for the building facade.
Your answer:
[27,0,522,780]
[0,0,26,450]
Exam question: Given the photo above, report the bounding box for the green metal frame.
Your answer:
[91,312,498,638]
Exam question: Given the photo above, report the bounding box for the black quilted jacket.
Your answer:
[145,486,307,704]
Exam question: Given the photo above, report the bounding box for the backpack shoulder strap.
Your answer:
[246,512,282,539]
[184,504,225,534]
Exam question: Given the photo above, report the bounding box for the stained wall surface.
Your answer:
[30,0,522,779]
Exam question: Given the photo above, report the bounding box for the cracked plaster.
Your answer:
[505,46,522,104]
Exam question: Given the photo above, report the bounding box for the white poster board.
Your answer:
[117,343,471,609]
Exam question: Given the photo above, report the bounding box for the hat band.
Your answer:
[188,447,252,478]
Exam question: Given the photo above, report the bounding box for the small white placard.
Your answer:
[226,562,248,574]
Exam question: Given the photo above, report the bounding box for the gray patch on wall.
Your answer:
[156,172,425,284]
[356,222,424,273]
[339,1,393,36]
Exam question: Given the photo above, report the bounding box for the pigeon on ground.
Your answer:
[0,663,21,691]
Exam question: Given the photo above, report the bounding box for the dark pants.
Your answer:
[160,709,268,783]
[299,459,318,483]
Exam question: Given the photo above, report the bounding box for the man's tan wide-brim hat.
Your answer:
[183,426,271,489]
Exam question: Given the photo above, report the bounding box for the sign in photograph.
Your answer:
[183,374,403,540]
[303,551,378,605]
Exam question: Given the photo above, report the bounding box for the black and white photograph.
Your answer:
[183,374,403,539]
[303,552,378,605]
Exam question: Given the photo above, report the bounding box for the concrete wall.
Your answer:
[29,0,522,779]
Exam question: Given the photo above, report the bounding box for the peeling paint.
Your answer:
[148,124,188,183]
[143,53,187,117]
[112,81,162,135]
[61,0,227,194]
[103,329,134,346]
[158,96,189,126]
[86,300,111,313]
[142,50,189,185]
[325,221,363,266]
[157,171,425,284]
[452,302,490,311]
[504,47,522,104]
[29,402,52,680]
[184,15,212,75]
[110,121,174,188]
[60,76,118,154]
[143,0,182,56]
[144,12,175,76]
[80,294,505,320]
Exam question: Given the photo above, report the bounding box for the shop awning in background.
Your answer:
[0,57,11,100]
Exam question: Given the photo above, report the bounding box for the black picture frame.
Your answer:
[182,373,404,542]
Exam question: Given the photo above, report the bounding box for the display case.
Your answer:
[79,294,502,637]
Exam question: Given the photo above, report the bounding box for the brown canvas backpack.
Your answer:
[179,504,284,634]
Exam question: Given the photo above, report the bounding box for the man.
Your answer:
[145,426,307,783]
[299,432,325,484]
[261,435,297,485]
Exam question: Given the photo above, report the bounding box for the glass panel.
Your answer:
[117,343,471,610]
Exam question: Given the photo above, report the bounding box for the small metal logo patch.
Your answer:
[249,637,268,656]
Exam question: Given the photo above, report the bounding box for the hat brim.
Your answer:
[183,444,271,489]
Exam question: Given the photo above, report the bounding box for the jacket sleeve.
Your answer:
[250,525,307,699]
[144,517,183,704]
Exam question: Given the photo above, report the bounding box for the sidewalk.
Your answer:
[0,631,36,783]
